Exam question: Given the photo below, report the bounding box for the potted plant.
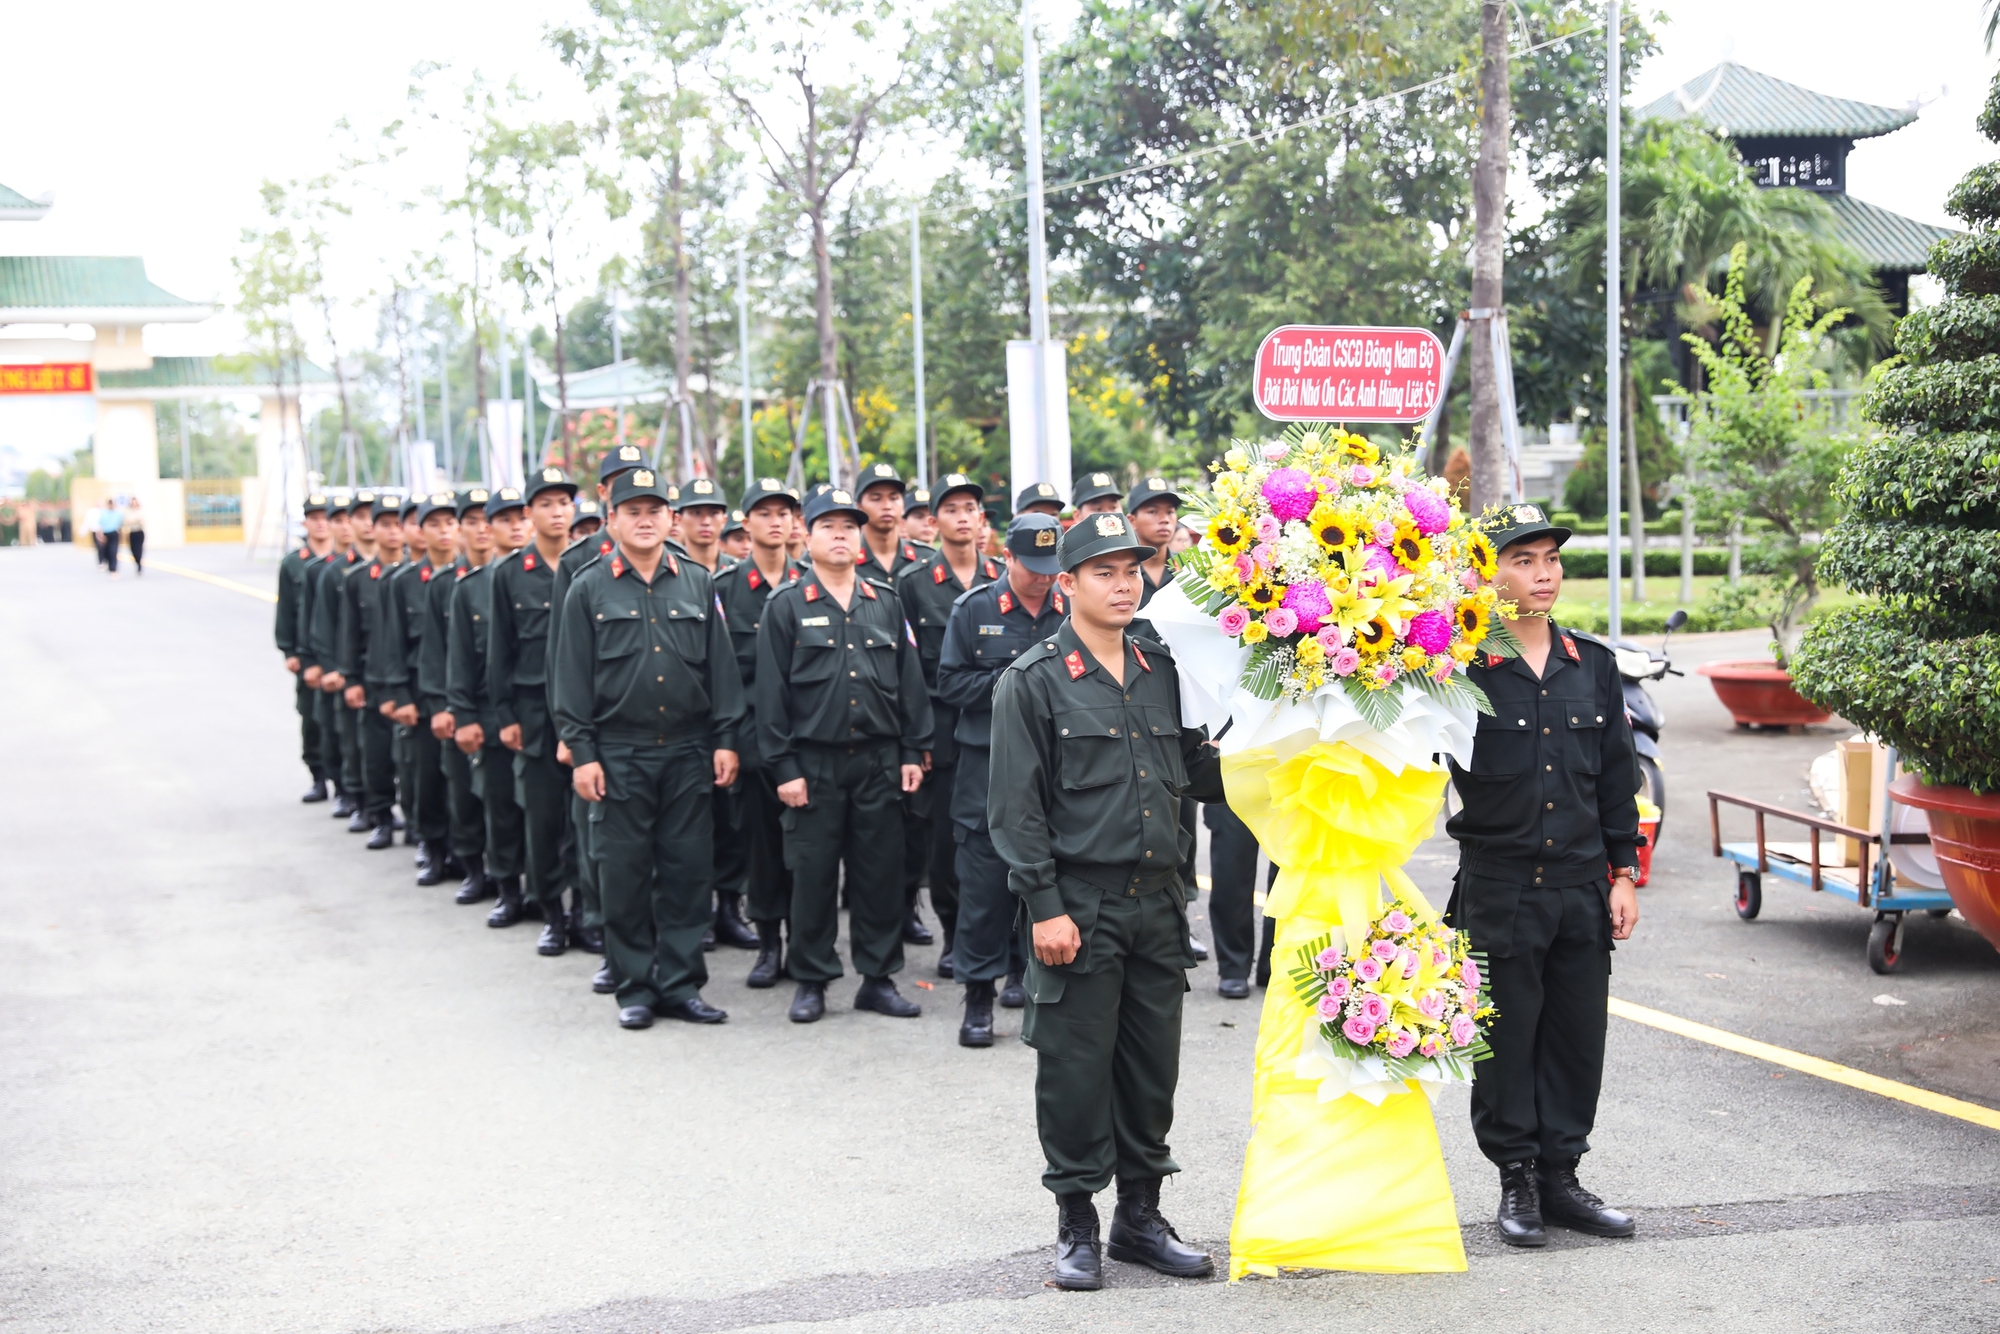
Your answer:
[1680,244,1855,727]
[1791,75,2000,950]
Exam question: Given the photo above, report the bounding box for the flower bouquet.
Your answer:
[1173,424,1519,732]
[1289,902,1494,1107]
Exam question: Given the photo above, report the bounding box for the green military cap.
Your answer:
[802,484,866,530]
[857,461,905,496]
[1015,480,1062,514]
[1006,513,1064,575]
[1125,476,1183,512]
[484,485,527,518]
[573,497,603,520]
[325,491,354,517]
[599,443,648,483]
[608,466,673,509]
[1058,509,1155,571]
[455,486,491,518]
[932,473,983,509]
[1072,470,1123,509]
[741,477,798,512]
[370,493,406,519]
[905,486,932,513]
[673,476,726,511]
[722,509,746,536]
[302,492,331,515]
[416,491,458,524]
[526,466,577,505]
[351,490,377,515]
[1481,501,1572,554]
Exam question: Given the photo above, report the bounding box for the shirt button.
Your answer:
[1143,810,1151,817]
[1571,716,1578,724]
[1144,850,1153,858]
[1545,838,1554,846]
[1535,866,1543,873]
[1534,876,1543,884]
[1540,689,1547,696]
[657,676,664,682]
[1516,719,1526,726]
[1138,769,1147,777]
[1109,728,1118,735]
[1545,764,1553,771]
[850,671,857,677]
[1061,728,1069,736]
[1546,801,1554,810]
[1543,727,1551,735]
[1597,715,1603,723]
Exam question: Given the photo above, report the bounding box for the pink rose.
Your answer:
[1327,976,1352,999]
[1255,515,1282,543]
[1450,1014,1478,1048]
[1461,986,1481,1010]
[1383,909,1412,934]
[1263,607,1298,638]
[1217,606,1251,637]
[1315,474,1342,496]
[1250,542,1275,568]
[1400,949,1420,979]
[1234,554,1257,581]
[1420,1035,1444,1058]
[1431,656,1456,682]
[1350,464,1376,486]
[1342,1016,1377,1045]
[1354,956,1383,983]
[1386,1028,1418,1058]
[1315,993,1344,1021]
[1430,946,1450,969]
[1261,442,1291,462]
[1359,994,1390,1025]
[1417,991,1446,1020]
[1460,959,1482,990]
[1370,939,1398,962]
[1315,945,1343,969]
[1316,624,1345,651]
[1330,647,1361,677]
[1374,662,1398,685]
[1373,520,1397,545]
[1460,568,1483,591]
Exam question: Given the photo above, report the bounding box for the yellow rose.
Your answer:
[1401,645,1428,671]
[1224,447,1248,469]
[1242,620,1269,644]
[1297,636,1325,666]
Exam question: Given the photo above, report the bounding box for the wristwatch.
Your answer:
[1610,866,1640,883]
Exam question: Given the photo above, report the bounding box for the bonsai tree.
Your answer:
[1790,75,2000,794]
[1681,243,1856,666]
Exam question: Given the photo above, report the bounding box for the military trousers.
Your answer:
[781,741,905,983]
[737,763,792,924]
[1203,801,1278,983]
[570,791,602,929]
[951,827,1021,985]
[713,785,747,897]
[295,675,324,782]
[1022,881,1189,1196]
[592,739,715,1010]
[394,723,417,833]
[920,764,960,942]
[900,772,932,914]
[358,704,398,824]
[315,689,346,794]
[513,740,569,917]
[439,734,485,862]
[338,700,364,797]
[1463,877,1612,1165]
[406,722,449,845]
[470,738,526,879]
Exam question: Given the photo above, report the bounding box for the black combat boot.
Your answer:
[486,876,526,927]
[536,907,568,956]
[997,971,1026,1009]
[902,906,934,946]
[591,962,618,994]
[453,853,491,905]
[713,890,759,949]
[959,978,995,1048]
[746,921,786,988]
[366,821,395,850]
[854,976,920,1018]
[568,907,603,954]
[1538,1157,1635,1237]
[416,842,449,886]
[331,789,358,819]
[301,779,329,803]
[1106,1176,1213,1277]
[1053,1193,1103,1291]
[788,980,826,1023]
[346,808,371,834]
[1496,1160,1548,1247]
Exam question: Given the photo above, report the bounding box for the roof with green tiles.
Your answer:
[0,256,209,318]
[1827,194,1957,273]
[1637,62,1917,140]
[97,355,337,395]
[0,181,50,218]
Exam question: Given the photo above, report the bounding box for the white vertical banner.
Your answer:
[484,401,524,489]
[1006,338,1070,506]
[405,440,444,496]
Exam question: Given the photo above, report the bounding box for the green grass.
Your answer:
[1549,577,1868,636]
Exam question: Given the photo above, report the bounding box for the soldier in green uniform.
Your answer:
[392,497,428,851]
[720,509,751,563]
[330,492,380,831]
[554,467,744,1028]
[755,486,933,1024]
[380,492,459,883]
[1070,472,1123,518]
[278,492,334,801]
[988,511,1223,1291]
[713,478,805,985]
[488,468,579,954]
[422,489,493,904]
[900,485,937,546]
[1015,481,1062,518]
[307,494,364,821]
[936,513,1067,1045]
[572,497,603,538]
[1445,506,1641,1247]
[892,474,1000,978]
[342,493,407,849]
[448,486,531,927]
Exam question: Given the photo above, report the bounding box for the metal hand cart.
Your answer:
[1707,756,1949,974]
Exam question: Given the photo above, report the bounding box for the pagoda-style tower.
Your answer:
[1638,61,1957,313]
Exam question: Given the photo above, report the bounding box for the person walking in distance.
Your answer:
[124,498,146,574]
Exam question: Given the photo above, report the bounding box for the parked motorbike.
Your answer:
[1612,608,1687,833]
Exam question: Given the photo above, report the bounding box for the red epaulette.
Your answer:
[1053,590,1066,615]
[522,553,536,572]
[369,563,382,580]
[998,590,1014,615]
[804,583,820,603]
[1561,633,1580,662]
[933,562,948,585]
[859,579,878,600]
[611,555,625,579]
[747,567,763,591]
[1131,642,1150,672]
[1065,650,1087,680]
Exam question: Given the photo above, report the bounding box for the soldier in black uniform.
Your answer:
[422,488,492,905]
[1446,504,1641,1248]
[306,494,359,819]
[900,485,936,546]
[448,486,531,927]
[488,468,579,954]
[277,493,333,801]
[755,486,933,1024]
[936,513,1067,1046]
[987,512,1223,1290]
[343,493,407,849]
[554,467,744,1029]
[1070,471,1123,517]
[571,497,603,538]
[720,509,751,563]
[892,474,1000,978]
[329,491,379,830]
[380,492,459,883]
[1015,481,1062,518]
[713,478,805,986]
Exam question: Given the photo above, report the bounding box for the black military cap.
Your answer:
[1058,509,1155,571]
[673,476,727,511]
[1482,501,1572,554]
[484,485,527,518]
[573,497,603,521]
[608,467,673,509]
[526,466,577,505]
[416,491,458,524]
[932,473,983,509]
[722,509,746,536]
[1072,470,1123,509]
[1125,476,1184,512]
[1015,480,1062,514]
[351,490,377,515]
[857,461,905,496]
[905,486,932,513]
[302,492,331,516]
[455,487,492,518]
[599,443,648,483]
[370,494,406,519]
[803,485,867,530]
[325,492,354,518]
[1006,513,1064,576]
[741,476,798,512]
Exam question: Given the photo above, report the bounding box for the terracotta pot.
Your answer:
[1891,774,2000,952]
[1695,659,1832,727]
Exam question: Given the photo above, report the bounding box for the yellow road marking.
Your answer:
[1609,997,2000,1132]
[151,560,278,604]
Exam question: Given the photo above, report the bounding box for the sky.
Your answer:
[0,0,1994,361]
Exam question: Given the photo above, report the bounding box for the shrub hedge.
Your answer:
[1926,231,2000,296]
[1894,294,2000,365]
[1835,432,2000,524]
[1865,355,2000,431]
[1817,520,2000,612]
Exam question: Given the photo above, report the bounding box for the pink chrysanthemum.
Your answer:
[1407,608,1452,654]
[1261,467,1318,522]
[1280,580,1332,634]
[1402,487,1451,536]
[1361,543,1400,580]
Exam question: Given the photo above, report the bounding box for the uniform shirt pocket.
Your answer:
[664,603,708,665]
[593,607,645,659]
[1139,704,1188,790]
[1054,709,1129,791]
[1564,707,1606,774]
[1470,713,1534,776]
[789,631,841,683]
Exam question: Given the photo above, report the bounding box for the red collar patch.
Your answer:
[611,556,625,579]
[369,563,382,579]
[1052,590,1066,615]
[420,566,432,583]
[804,582,820,603]
[1131,642,1150,672]
[858,579,877,600]
[983,559,997,580]
[456,565,473,580]
[1065,650,1087,681]
[598,538,614,555]
[298,546,310,559]
[1561,633,1580,663]
[1486,652,1505,668]
[747,567,762,591]
[998,590,1014,615]
[522,553,536,572]
[933,562,948,585]
[902,543,915,563]
[666,553,679,577]
[856,546,873,565]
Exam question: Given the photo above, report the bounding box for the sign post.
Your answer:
[1251,325,1445,424]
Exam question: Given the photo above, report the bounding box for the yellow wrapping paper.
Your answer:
[1223,741,1468,1277]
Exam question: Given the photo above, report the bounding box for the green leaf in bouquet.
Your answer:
[1480,618,1525,659]
[1239,640,1287,701]
[1338,675,1403,731]
[1410,669,1495,717]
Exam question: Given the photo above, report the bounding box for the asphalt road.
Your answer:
[3,543,1996,1334]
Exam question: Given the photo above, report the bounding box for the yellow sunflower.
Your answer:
[1456,599,1491,644]
[1354,614,1397,656]
[1241,577,1285,611]
[1337,431,1380,466]
[1208,511,1252,556]
[1465,529,1497,581]
[1308,501,1360,554]
[1390,520,1432,571]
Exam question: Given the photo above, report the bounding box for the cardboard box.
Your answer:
[1835,739,1892,866]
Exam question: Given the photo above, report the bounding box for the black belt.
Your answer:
[1058,860,1179,897]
